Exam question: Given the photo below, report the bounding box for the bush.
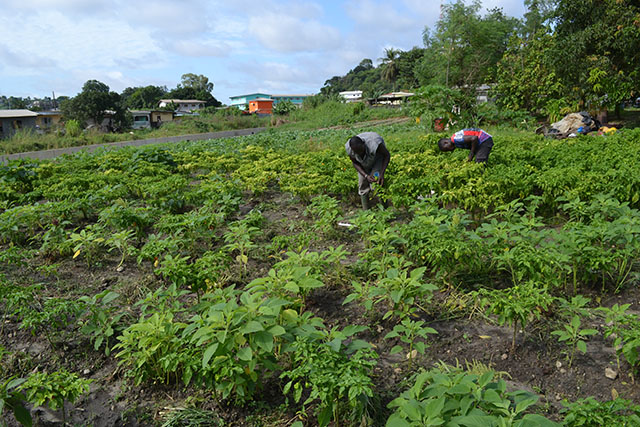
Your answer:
[65,119,82,137]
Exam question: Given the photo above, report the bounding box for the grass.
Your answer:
[0,114,270,155]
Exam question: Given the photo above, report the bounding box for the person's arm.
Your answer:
[350,156,376,182]
[376,144,391,186]
[463,135,479,161]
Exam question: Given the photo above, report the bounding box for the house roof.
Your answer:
[159,99,205,104]
[37,110,62,116]
[229,93,271,100]
[250,98,274,102]
[0,109,38,118]
[380,92,414,98]
[271,94,313,98]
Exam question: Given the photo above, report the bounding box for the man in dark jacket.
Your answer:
[345,132,391,209]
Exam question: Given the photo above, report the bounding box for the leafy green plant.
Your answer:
[247,265,324,312]
[385,318,437,370]
[223,220,260,275]
[182,288,291,403]
[78,290,128,356]
[281,326,377,427]
[387,365,559,426]
[305,194,340,235]
[551,315,598,368]
[371,266,437,321]
[0,376,31,427]
[105,229,136,268]
[19,297,84,350]
[20,369,92,426]
[68,225,106,266]
[113,310,194,386]
[65,119,82,137]
[475,282,555,352]
[561,397,640,427]
[598,303,640,373]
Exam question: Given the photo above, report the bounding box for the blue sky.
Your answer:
[0,0,526,105]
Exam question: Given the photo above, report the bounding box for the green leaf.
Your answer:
[237,346,252,361]
[318,404,333,427]
[516,414,561,427]
[386,414,411,427]
[451,415,496,427]
[13,403,33,427]
[268,325,286,336]
[576,340,587,353]
[241,320,264,334]
[253,331,274,352]
[390,345,403,354]
[202,343,219,368]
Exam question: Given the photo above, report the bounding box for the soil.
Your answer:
[2,188,640,426]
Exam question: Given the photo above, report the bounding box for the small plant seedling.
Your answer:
[385,318,437,370]
[551,315,598,367]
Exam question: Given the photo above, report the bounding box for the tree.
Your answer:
[273,100,296,116]
[61,80,127,130]
[419,1,517,89]
[521,0,554,39]
[168,73,221,108]
[550,0,640,116]
[395,47,426,90]
[121,85,167,109]
[494,30,564,115]
[379,48,401,84]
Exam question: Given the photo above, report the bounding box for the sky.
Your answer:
[0,0,526,105]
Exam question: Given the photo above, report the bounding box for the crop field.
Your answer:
[2,123,640,426]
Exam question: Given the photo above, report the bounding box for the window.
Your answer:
[134,116,149,122]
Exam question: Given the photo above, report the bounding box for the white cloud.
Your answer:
[169,39,233,57]
[0,10,162,72]
[346,0,414,33]
[249,13,341,52]
[0,43,57,70]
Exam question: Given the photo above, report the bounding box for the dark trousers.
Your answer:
[475,138,493,163]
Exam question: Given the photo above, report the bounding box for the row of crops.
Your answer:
[2,123,640,425]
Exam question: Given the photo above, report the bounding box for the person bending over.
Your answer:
[345,132,390,209]
[438,128,493,163]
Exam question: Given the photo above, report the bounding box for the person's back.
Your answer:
[438,128,493,163]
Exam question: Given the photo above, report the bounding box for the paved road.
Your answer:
[0,127,267,164]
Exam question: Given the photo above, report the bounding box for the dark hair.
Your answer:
[349,136,365,150]
[438,138,451,151]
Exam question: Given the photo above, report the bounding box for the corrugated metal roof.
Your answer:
[0,109,38,118]
[159,99,205,103]
[271,94,313,97]
[251,98,274,102]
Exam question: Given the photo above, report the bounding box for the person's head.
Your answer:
[438,137,454,152]
[349,135,366,156]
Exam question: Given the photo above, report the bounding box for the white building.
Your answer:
[158,99,206,113]
[339,90,363,103]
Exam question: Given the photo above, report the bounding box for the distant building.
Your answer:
[158,99,206,113]
[229,93,271,111]
[36,110,63,130]
[0,109,38,139]
[130,110,174,129]
[229,93,313,111]
[248,98,274,115]
[339,90,363,103]
[270,94,311,107]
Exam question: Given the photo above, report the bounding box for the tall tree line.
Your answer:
[322,0,640,118]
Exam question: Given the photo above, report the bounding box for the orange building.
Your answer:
[248,98,274,115]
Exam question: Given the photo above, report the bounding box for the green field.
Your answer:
[2,122,640,426]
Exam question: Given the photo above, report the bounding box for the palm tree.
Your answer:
[379,48,401,83]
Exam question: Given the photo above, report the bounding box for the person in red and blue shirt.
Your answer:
[438,128,494,163]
